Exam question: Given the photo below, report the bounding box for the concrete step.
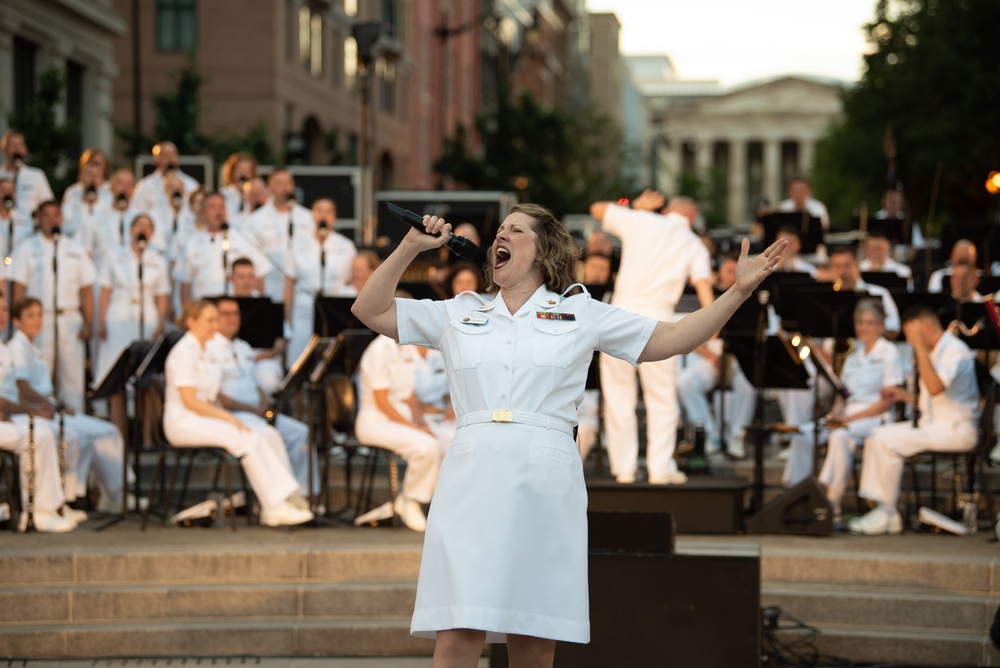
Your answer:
[762,582,993,631]
[0,619,432,660]
[805,624,1000,667]
[16,659,489,668]
[1,581,417,624]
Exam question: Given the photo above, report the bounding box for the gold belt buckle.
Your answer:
[491,409,513,423]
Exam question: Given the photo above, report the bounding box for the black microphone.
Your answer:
[12,154,24,169]
[51,225,62,243]
[2,195,12,212]
[85,184,97,204]
[115,192,129,210]
[386,202,479,261]
[137,232,148,252]
[171,191,183,209]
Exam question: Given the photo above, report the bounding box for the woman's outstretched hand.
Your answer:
[735,237,787,297]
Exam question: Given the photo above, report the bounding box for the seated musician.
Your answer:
[782,299,903,528]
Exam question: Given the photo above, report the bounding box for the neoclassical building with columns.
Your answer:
[0,0,125,157]
[644,74,845,228]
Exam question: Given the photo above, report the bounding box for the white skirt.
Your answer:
[410,421,590,644]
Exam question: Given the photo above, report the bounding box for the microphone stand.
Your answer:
[221,223,230,296]
[51,229,61,393]
[137,237,146,339]
[749,290,770,513]
[5,205,13,339]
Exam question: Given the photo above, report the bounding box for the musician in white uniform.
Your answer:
[208,296,315,498]
[282,198,357,363]
[9,297,128,514]
[78,168,136,268]
[0,290,76,532]
[9,202,95,413]
[849,306,979,535]
[94,214,171,383]
[0,131,53,219]
[164,299,314,527]
[178,193,271,302]
[247,167,313,301]
[354,334,452,531]
[130,142,199,223]
[351,202,783,665]
[229,258,286,394]
[0,178,34,268]
[589,192,714,484]
[220,152,258,218]
[60,149,112,238]
[782,300,903,522]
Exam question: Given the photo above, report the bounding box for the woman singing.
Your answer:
[351,203,784,667]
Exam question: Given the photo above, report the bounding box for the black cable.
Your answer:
[762,605,854,668]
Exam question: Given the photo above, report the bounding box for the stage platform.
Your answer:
[1,520,998,667]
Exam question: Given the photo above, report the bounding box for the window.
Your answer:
[156,0,197,52]
[377,59,395,114]
[344,36,358,92]
[344,0,357,17]
[66,60,85,156]
[13,37,37,116]
[299,7,324,76]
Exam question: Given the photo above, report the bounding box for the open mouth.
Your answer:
[495,246,511,269]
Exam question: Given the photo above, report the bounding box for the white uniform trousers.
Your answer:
[255,358,284,396]
[782,416,883,488]
[236,412,316,497]
[164,413,299,511]
[677,354,718,438]
[0,417,66,513]
[354,410,448,504]
[858,420,977,507]
[64,414,129,504]
[601,353,680,478]
[721,362,755,446]
[40,311,87,413]
[576,389,600,460]
[288,299,314,367]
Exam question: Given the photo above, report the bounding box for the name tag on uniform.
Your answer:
[461,315,489,326]
[536,311,575,321]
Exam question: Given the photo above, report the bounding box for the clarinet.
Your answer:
[911,365,921,428]
[58,406,68,495]
[24,410,36,532]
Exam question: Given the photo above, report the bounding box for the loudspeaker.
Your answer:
[746,477,833,536]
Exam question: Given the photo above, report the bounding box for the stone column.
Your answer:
[727,139,747,228]
[89,60,118,154]
[763,139,781,206]
[695,138,712,178]
[800,139,817,179]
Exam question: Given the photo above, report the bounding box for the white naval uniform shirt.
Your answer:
[0,339,23,404]
[0,165,53,218]
[76,202,134,267]
[164,332,223,422]
[854,279,901,334]
[396,286,658,424]
[6,330,54,398]
[600,204,711,317]
[178,227,273,299]
[10,235,96,310]
[918,331,979,426]
[358,335,419,417]
[0,209,35,262]
[777,197,830,230]
[414,348,449,408]
[98,246,172,316]
[839,336,904,414]
[284,232,358,299]
[207,334,261,406]
[247,202,315,300]
[61,182,113,238]
[131,170,200,224]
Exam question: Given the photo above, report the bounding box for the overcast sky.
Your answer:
[584,0,878,87]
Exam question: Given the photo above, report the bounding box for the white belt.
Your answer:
[457,410,576,436]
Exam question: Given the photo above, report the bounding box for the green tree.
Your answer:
[434,92,639,218]
[6,67,80,197]
[814,0,1000,231]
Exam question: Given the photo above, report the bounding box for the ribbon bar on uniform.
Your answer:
[457,410,576,436]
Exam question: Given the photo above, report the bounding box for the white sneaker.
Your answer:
[615,473,636,484]
[393,495,427,532]
[648,471,688,485]
[728,439,747,459]
[990,443,1000,464]
[61,506,88,524]
[96,492,141,514]
[33,510,77,533]
[354,500,394,526]
[776,447,791,462]
[847,508,903,535]
[260,501,314,527]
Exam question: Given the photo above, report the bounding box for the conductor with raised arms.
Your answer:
[351,202,784,667]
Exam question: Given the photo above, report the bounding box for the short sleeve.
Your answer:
[97,259,113,289]
[360,337,393,391]
[396,297,450,349]
[881,343,904,387]
[9,342,32,382]
[167,343,200,389]
[9,244,31,286]
[154,255,172,296]
[589,299,658,365]
[599,203,634,239]
[934,341,970,390]
[686,239,713,283]
[76,248,96,286]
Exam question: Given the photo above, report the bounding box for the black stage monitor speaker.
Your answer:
[746,477,833,536]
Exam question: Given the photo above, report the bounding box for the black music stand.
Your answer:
[92,340,153,531]
[314,296,364,338]
[723,295,810,512]
[134,330,184,390]
[759,212,824,255]
[861,271,909,292]
[888,291,957,331]
[760,272,817,328]
[856,215,908,246]
[794,287,865,341]
[234,297,284,349]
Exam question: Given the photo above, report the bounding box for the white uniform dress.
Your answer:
[131,169,199,225]
[859,331,979,507]
[0,165,53,219]
[163,332,300,511]
[247,202,314,301]
[7,329,126,504]
[0,208,34,265]
[598,204,711,480]
[9,234,97,413]
[94,246,172,383]
[783,337,903,493]
[177,227,272,299]
[284,232,357,363]
[397,285,657,644]
[0,340,67,512]
[355,336,450,505]
[61,182,113,239]
[207,333,315,496]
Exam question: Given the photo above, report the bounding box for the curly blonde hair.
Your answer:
[484,203,580,294]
